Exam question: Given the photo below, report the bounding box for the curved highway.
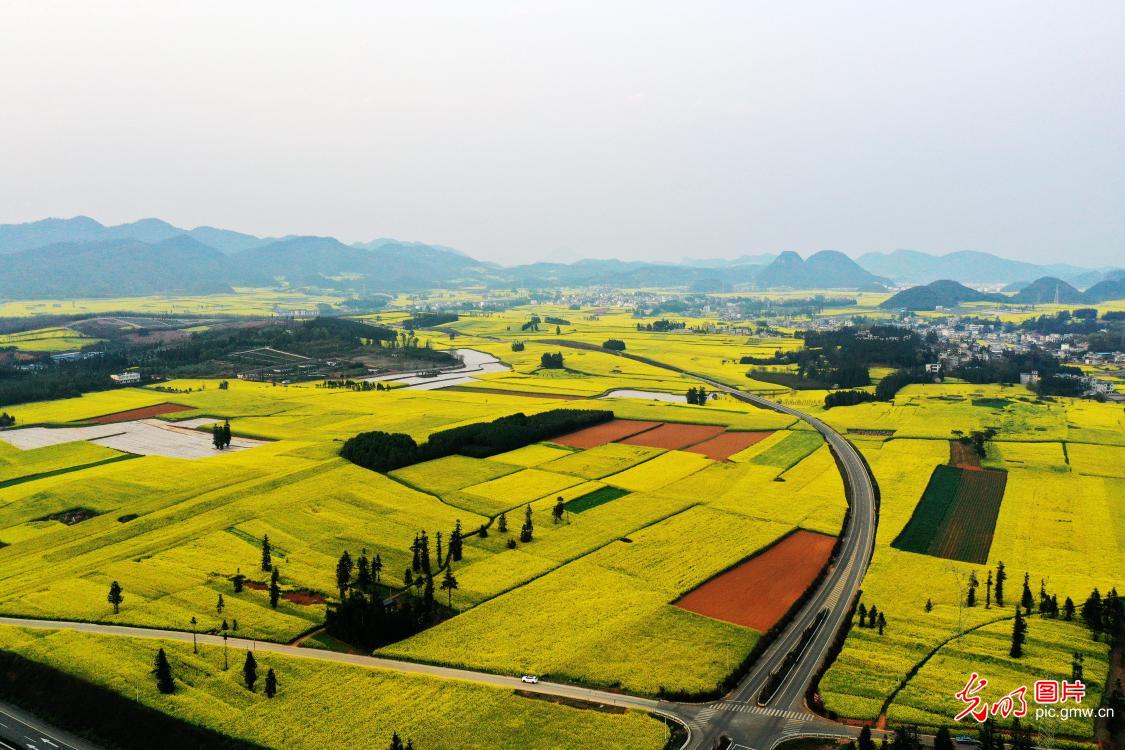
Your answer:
[0,346,880,750]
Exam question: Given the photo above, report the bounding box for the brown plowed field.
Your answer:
[619,422,725,450]
[685,431,773,460]
[89,403,193,424]
[553,419,661,449]
[949,439,982,469]
[674,529,835,631]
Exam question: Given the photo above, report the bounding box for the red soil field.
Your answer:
[674,530,836,631]
[553,419,661,449]
[89,403,193,424]
[244,581,326,606]
[685,431,773,460]
[619,422,725,450]
[949,440,982,469]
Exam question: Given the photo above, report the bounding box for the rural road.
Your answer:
[0,346,881,750]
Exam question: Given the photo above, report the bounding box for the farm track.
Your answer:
[1,344,882,750]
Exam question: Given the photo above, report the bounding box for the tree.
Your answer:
[419,532,431,575]
[867,604,879,628]
[217,593,224,614]
[857,603,867,625]
[190,616,199,654]
[1072,652,1084,682]
[1010,606,1027,658]
[243,650,258,691]
[985,570,993,608]
[858,726,876,750]
[441,564,459,607]
[261,535,273,572]
[924,598,933,613]
[222,420,232,448]
[1064,595,1076,621]
[436,531,444,569]
[372,553,383,585]
[497,513,508,533]
[265,667,278,698]
[404,569,413,588]
[389,733,405,750]
[877,612,887,635]
[212,423,224,450]
[336,551,354,599]
[449,520,463,562]
[1082,588,1104,639]
[934,727,954,750]
[1020,572,1033,615]
[995,561,1006,606]
[107,581,124,614]
[411,534,421,573]
[233,568,245,593]
[519,504,534,543]
[553,497,565,523]
[602,339,626,351]
[153,648,175,694]
[269,567,281,609]
[506,537,517,549]
[967,571,978,607]
[356,553,371,590]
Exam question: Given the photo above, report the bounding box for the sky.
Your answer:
[1,1,1122,266]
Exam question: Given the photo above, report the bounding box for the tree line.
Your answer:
[341,409,613,473]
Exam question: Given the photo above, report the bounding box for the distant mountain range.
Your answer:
[0,216,1120,300]
[881,277,1125,310]
[855,249,1109,287]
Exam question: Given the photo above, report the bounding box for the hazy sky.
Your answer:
[1,1,1122,265]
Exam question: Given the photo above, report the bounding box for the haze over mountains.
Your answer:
[0,216,1119,299]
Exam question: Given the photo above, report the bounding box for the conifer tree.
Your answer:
[1020,572,1033,615]
[441,564,459,608]
[995,561,1006,606]
[336,551,354,599]
[520,504,534,543]
[261,535,273,572]
[269,567,281,609]
[1010,607,1027,657]
[107,580,124,614]
[153,648,175,694]
[372,553,383,585]
[265,667,278,698]
[243,650,258,691]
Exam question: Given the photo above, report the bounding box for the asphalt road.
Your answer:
[0,699,100,750]
[0,351,881,750]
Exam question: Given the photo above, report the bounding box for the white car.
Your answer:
[520,674,539,684]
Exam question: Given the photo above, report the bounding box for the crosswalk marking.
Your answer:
[712,702,810,722]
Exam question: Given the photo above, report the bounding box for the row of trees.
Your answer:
[210,420,233,450]
[685,387,709,405]
[0,412,14,427]
[824,390,875,409]
[153,647,277,697]
[855,603,887,634]
[539,352,565,369]
[341,409,612,472]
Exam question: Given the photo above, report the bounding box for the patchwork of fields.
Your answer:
[0,300,1120,744]
[819,389,1124,739]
